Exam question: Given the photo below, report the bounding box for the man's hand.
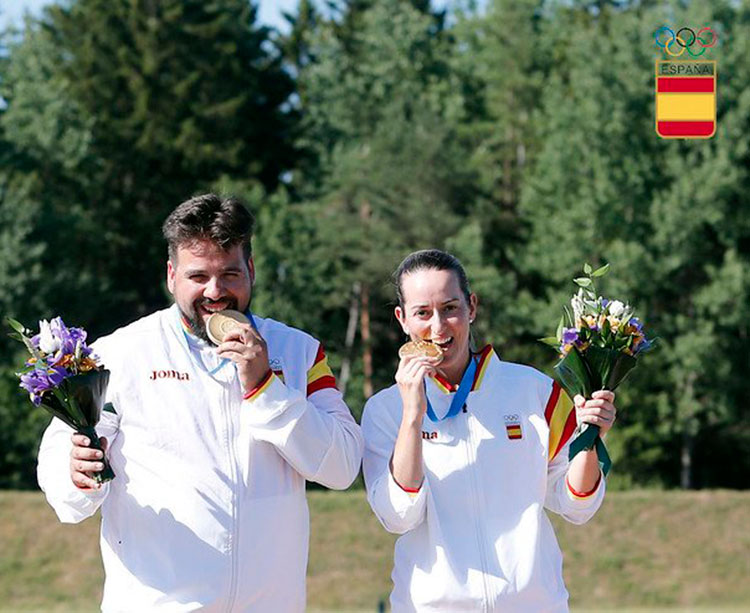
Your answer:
[70,433,107,491]
[217,324,271,393]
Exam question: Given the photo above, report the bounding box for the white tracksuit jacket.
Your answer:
[362,346,605,613]
[37,305,363,612]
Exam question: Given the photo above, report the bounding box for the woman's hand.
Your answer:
[395,354,440,424]
[392,353,439,493]
[574,390,617,435]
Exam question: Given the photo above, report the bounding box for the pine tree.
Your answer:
[519,0,750,488]
[289,0,477,402]
[0,0,298,329]
[0,0,300,487]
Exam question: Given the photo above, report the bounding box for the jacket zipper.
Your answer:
[466,411,492,612]
[224,380,241,612]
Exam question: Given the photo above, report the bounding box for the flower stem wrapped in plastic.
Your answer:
[540,264,655,475]
[7,316,115,484]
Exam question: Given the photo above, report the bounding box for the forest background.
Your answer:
[0,0,748,492]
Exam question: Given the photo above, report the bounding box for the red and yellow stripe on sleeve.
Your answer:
[243,370,275,401]
[306,345,338,396]
[545,381,577,462]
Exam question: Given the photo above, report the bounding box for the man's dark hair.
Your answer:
[162,194,255,261]
[393,249,472,308]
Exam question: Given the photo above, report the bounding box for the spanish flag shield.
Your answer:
[655,60,716,139]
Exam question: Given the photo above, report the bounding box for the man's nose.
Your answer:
[204,277,225,299]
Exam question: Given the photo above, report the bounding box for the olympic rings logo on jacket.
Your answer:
[654,26,717,57]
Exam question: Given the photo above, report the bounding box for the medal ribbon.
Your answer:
[424,354,477,423]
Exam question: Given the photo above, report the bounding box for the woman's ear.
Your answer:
[394,305,409,335]
[468,293,478,323]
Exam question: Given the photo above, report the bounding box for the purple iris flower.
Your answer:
[66,325,91,356]
[628,317,643,332]
[635,337,652,355]
[49,317,88,356]
[32,317,92,359]
[601,298,610,308]
[19,365,69,405]
[561,327,579,345]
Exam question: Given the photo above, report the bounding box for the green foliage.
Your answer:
[0,366,51,489]
[0,0,298,487]
[519,0,750,488]
[0,0,748,490]
[0,0,297,333]
[270,0,480,403]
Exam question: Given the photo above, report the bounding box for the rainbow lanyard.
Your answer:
[180,310,257,377]
[423,355,477,423]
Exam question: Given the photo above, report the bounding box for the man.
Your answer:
[37,194,364,611]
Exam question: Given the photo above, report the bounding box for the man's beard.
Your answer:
[181,297,245,343]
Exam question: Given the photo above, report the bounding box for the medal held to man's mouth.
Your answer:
[206,309,250,345]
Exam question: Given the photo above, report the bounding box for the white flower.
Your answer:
[608,300,626,317]
[38,320,61,354]
[571,288,585,322]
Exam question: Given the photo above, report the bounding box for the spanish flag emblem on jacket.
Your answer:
[505,423,522,440]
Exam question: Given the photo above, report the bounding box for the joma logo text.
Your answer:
[149,370,190,381]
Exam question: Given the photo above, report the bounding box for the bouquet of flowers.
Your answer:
[7,316,115,484]
[541,263,654,475]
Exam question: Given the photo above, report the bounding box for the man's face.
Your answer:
[167,239,253,341]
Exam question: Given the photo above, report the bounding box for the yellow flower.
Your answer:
[55,354,75,368]
[79,357,98,372]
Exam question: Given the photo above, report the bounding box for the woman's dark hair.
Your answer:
[393,249,472,308]
[162,193,255,261]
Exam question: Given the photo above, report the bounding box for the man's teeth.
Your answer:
[202,304,227,312]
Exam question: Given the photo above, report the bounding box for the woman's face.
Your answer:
[395,268,477,381]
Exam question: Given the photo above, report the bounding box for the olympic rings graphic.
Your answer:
[654,26,717,58]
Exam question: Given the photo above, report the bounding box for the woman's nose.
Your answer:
[430,312,447,335]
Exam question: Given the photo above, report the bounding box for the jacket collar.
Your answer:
[429,345,495,395]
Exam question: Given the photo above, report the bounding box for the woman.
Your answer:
[361,249,616,612]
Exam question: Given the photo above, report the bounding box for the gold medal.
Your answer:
[206,310,250,345]
[398,339,444,363]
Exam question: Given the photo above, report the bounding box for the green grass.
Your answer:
[1,489,748,611]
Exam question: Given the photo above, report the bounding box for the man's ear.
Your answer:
[166,259,176,295]
[248,256,256,285]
